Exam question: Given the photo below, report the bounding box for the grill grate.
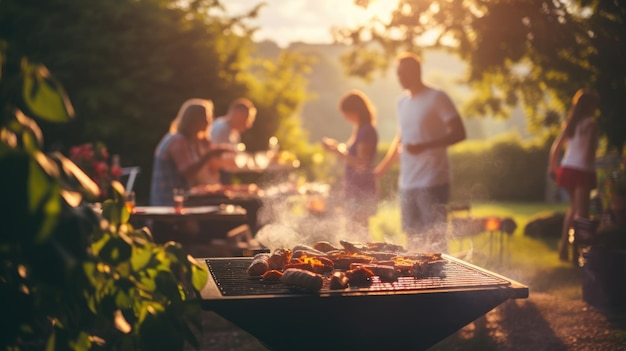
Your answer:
[206,258,511,296]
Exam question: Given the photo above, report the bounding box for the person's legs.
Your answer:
[415,184,450,252]
[400,188,423,247]
[559,187,576,261]
[570,183,593,263]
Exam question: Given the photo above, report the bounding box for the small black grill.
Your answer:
[199,255,528,351]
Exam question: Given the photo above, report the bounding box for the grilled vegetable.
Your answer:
[281,268,324,291]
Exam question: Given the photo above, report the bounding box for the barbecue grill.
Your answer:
[199,255,528,351]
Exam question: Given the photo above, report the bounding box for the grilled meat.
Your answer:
[327,252,376,270]
[328,271,350,290]
[312,241,339,253]
[350,264,399,282]
[247,253,271,276]
[366,242,406,253]
[261,269,283,282]
[268,248,292,271]
[339,240,369,253]
[281,268,324,291]
[345,267,374,285]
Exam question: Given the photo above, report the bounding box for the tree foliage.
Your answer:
[336,0,626,152]
[0,0,310,200]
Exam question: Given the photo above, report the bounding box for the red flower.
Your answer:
[68,142,121,199]
[110,166,123,178]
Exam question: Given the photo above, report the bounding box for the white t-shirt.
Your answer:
[397,88,460,190]
[561,117,596,171]
[210,118,239,147]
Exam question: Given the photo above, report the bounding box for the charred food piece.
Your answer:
[412,259,447,278]
[268,248,292,270]
[285,256,334,274]
[247,253,271,276]
[328,271,350,290]
[350,264,399,282]
[366,242,406,253]
[292,248,328,258]
[261,269,283,282]
[345,267,374,285]
[339,240,368,253]
[312,241,340,253]
[281,268,324,292]
[327,252,375,270]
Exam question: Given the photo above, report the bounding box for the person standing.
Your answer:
[374,52,466,253]
[210,97,257,148]
[322,90,379,240]
[150,98,228,206]
[549,89,599,262]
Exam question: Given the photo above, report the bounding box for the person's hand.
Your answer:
[549,167,558,182]
[207,146,232,158]
[321,137,338,152]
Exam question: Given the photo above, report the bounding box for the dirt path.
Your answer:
[431,292,626,351]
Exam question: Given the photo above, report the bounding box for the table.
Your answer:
[219,164,296,186]
[131,205,246,223]
[130,205,249,257]
[186,187,264,234]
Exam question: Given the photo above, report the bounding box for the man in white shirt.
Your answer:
[210,97,257,148]
[375,52,466,252]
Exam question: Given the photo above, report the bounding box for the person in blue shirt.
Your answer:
[323,90,379,240]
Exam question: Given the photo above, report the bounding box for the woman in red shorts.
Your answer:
[549,89,599,262]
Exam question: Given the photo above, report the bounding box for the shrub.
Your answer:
[0,46,207,350]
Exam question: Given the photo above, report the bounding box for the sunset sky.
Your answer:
[224,0,399,47]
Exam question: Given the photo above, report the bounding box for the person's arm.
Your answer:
[373,134,400,179]
[549,124,567,180]
[169,137,227,182]
[324,138,376,172]
[405,115,466,154]
[587,120,599,163]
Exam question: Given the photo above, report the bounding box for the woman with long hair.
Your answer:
[322,89,379,239]
[150,98,228,205]
[550,89,599,262]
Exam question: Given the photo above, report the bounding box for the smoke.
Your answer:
[255,187,375,250]
[255,182,486,256]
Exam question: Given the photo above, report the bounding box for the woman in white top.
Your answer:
[549,89,599,262]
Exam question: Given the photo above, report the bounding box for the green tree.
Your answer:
[0,0,310,200]
[336,0,625,153]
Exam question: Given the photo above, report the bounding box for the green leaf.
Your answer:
[70,331,91,351]
[28,155,61,242]
[45,330,55,351]
[102,200,121,228]
[130,244,153,272]
[154,271,182,303]
[189,259,208,292]
[21,58,75,123]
